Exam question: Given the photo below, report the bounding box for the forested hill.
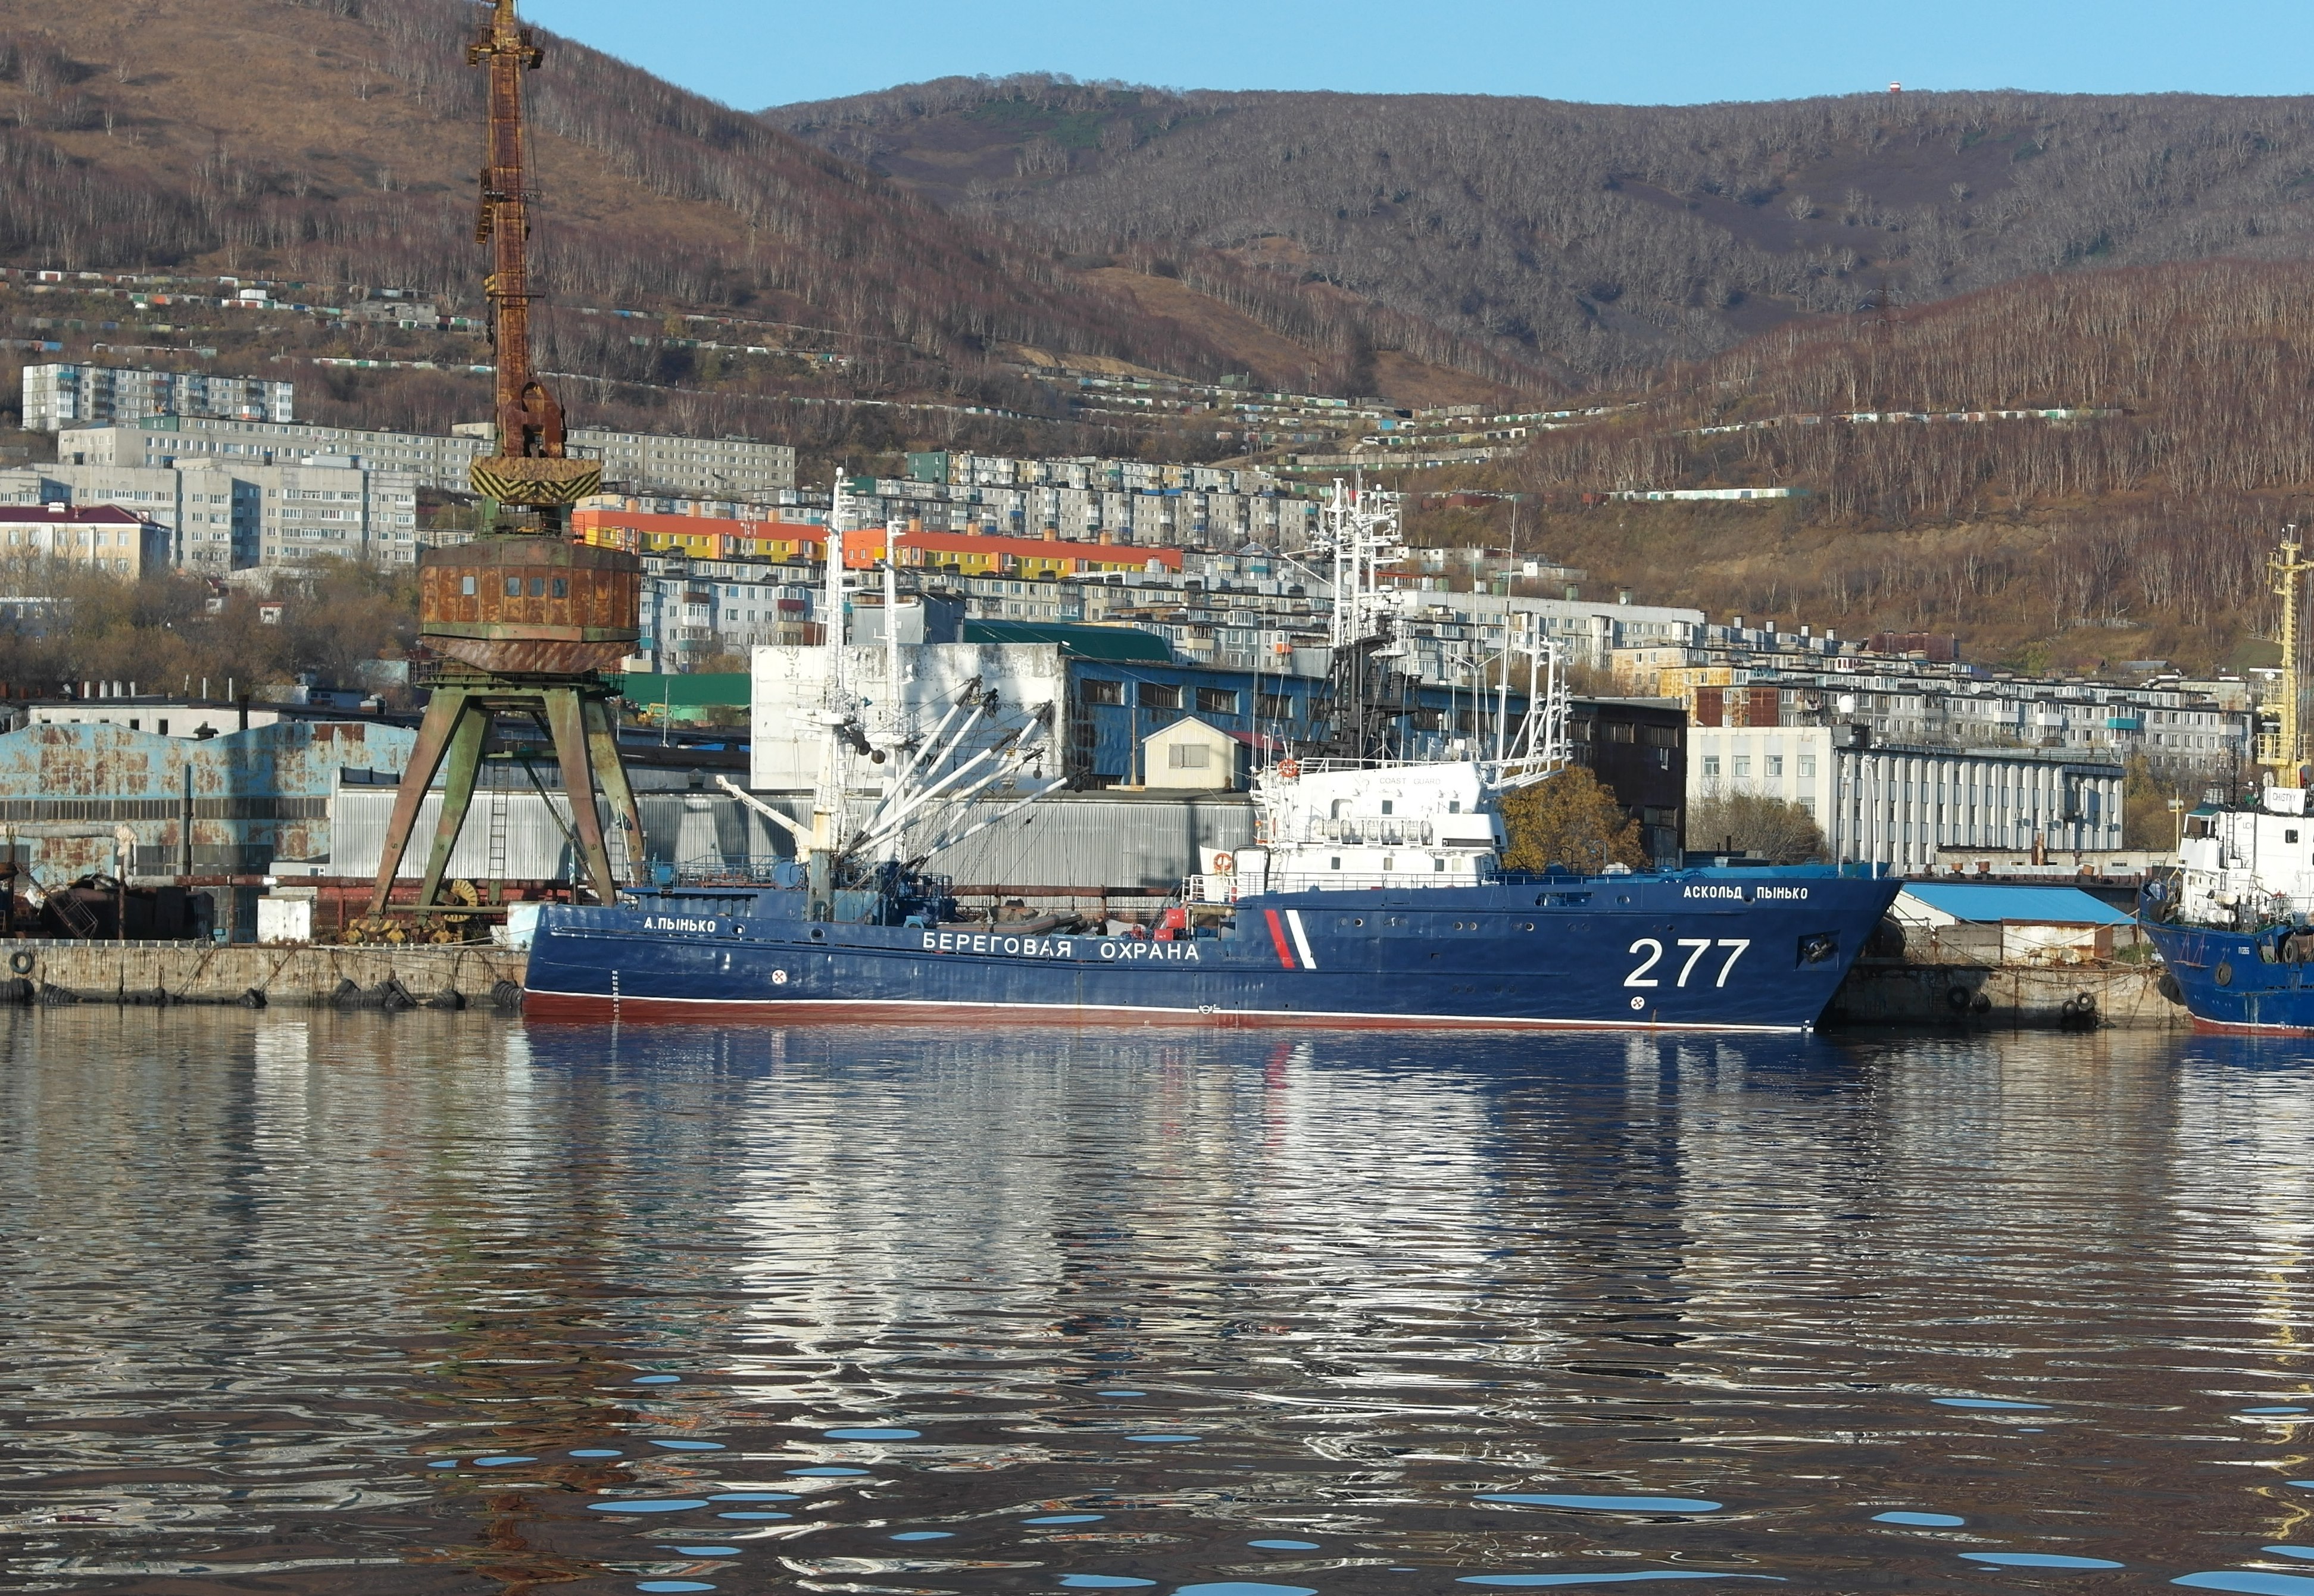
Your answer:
[772,77,2314,383]
[0,1,1286,395]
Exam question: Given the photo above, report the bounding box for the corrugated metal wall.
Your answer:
[912,794,1253,890]
[0,720,416,879]
[330,789,794,882]
[330,786,1252,891]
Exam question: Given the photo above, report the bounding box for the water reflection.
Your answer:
[3,1016,2313,1594]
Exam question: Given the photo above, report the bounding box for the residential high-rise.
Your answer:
[22,364,295,431]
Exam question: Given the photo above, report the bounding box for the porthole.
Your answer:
[1521,922,1535,931]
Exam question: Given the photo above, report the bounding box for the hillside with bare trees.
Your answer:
[775,77,2314,385]
[0,0,1509,423]
[1396,258,2314,672]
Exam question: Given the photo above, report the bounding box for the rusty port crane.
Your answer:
[366,0,645,919]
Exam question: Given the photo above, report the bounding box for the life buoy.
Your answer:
[1276,759,1301,781]
[1210,852,1235,873]
[7,950,32,975]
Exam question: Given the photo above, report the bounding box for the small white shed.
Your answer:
[1142,717,1241,790]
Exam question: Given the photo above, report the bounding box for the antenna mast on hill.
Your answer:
[467,0,598,527]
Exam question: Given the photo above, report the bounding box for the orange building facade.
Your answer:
[573,508,1183,577]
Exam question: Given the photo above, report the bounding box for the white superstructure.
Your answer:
[2165,787,2314,931]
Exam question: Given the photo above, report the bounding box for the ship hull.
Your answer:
[525,870,1902,1033]
[2139,919,2314,1033]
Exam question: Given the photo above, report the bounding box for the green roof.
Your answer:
[616,671,751,708]
[962,620,1172,662]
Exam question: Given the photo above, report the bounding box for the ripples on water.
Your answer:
[3,1014,2313,1594]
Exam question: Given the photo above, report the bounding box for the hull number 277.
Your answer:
[1625,938,1750,989]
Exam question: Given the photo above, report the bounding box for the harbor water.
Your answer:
[4,1014,2312,1594]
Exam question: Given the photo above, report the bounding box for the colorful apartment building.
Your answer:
[574,508,1183,577]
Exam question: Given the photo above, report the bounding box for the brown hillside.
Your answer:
[776,76,2314,385]
[1405,258,2314,675]
[0,0,1258,389]
[0,4,1532,415]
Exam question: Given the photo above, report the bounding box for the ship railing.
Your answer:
[1240,867,1501,894]
[674,854,792,885]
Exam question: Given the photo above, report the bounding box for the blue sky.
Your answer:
[529,1,2310,110]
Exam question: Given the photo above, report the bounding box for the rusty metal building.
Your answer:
[0,720,417,882]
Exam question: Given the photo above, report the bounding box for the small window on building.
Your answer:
[1765,755,1784,776]
[1141,683,1181,710]
[1083,679,1123,706]
[1330,856,1342,870]
[1798,754,1816,777]
[1607,721,1636,743]
[1733,757,1751,777]
[1703,755,1721,778]
[527,577,546,597]
[1168,744,1210,769]
[552,578,568,598]
[504,576,521,597]
[1381,800,1394,816]
[1196,687,1238,714]
[1434,857,1447,872]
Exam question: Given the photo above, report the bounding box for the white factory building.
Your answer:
[1687,724,2125,873]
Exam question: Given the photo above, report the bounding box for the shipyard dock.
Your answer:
[4,941,526,1009]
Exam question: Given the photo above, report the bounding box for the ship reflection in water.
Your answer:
[4,1016,2313,1595]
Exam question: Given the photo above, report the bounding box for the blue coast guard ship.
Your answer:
[525,485,1900,1030]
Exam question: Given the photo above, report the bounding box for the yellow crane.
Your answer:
[2259,526,2314,789]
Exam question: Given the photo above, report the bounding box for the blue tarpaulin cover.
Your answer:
[1898,883,2132,925]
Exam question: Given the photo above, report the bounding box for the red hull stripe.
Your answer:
[1263,908,1297,969]
[2191,1016,2314,1036]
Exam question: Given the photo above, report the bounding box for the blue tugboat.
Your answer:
[526,488,1900,1031]
[2137,529,2314,1033]
[2138,786,2314,1033]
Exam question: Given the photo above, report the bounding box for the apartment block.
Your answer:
[23,364,294,431]
[0,503,172,578]
[60,417,795,503]
[0,458,414,571]
[563,427,795,501]
[248,460,422,569]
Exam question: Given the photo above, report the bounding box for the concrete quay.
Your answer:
[1825,958,2185,1030]
[1,941,527,1010]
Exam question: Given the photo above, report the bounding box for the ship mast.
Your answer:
[467,0,598,527]
[2260,527,2314,789]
